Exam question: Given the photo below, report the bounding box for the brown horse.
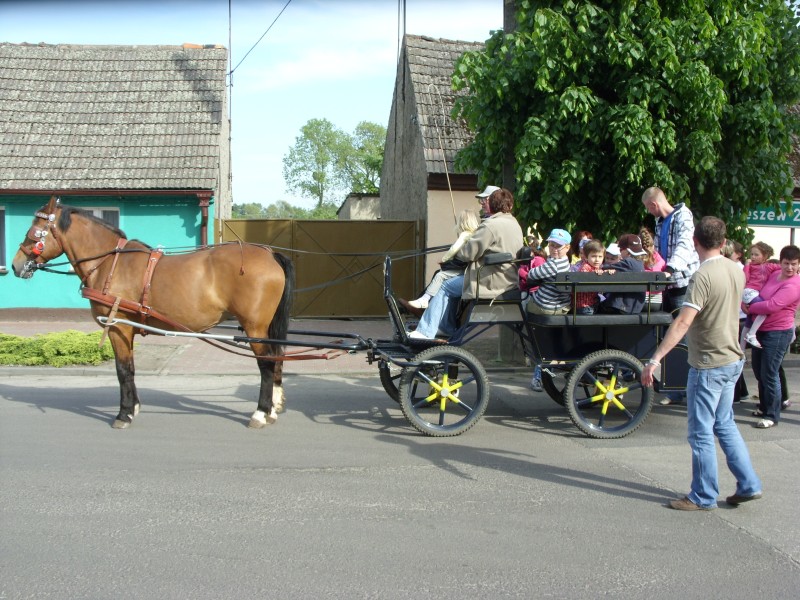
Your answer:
[12,197,294,430]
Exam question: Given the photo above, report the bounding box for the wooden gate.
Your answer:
[219,219,422,317]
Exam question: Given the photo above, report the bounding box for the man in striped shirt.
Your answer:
[525,228,572,315]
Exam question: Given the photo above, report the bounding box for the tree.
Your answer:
[453,0,800,243]
[231,202,268,219]
[337,121,386,194]
[282,118,386,208]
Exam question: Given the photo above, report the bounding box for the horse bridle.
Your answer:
[18,207,65,275]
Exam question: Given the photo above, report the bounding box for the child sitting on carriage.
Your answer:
[597,234,646,315]
[402,209,481,314]
[572,239,607,315]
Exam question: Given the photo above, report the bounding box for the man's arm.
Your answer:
[641,305,698,387]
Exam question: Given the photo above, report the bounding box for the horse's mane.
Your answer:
[57,204,127,239]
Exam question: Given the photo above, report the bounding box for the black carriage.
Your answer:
[374,255,690,439]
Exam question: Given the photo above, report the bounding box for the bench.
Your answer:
[526,271,673,327]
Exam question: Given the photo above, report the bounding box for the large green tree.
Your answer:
[453,0,800,241]
[282,119,386,208]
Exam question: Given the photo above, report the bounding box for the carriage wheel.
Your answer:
[541,366,569,406]
[398,346,490,437]
[564,349,653,439]
[378,359,402,403]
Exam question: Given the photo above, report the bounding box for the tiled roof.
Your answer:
[405,35,483,175]
[0,43,227,191]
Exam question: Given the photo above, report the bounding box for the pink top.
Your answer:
[743,261,781,291]
[747,271,800,331]
[645,250,665,272]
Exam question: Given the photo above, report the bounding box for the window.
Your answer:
[84,207,120,229]
[0,206,6,273]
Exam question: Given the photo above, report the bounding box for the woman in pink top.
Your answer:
[746,245,800,427]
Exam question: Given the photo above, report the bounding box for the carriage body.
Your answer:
[382,257,690,439]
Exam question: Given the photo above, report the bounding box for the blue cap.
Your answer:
[546,228,571,246]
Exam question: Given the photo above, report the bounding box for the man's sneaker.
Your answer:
[659,394,685,406]
[745,333,762,349]
[782,400,792,410]
[408,330,430,340]
[668,496,714,511]
[529,376,544,392]
[725,491,762,506]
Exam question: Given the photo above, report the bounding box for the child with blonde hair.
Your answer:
[406,209,481,310]
[740,241,781,350]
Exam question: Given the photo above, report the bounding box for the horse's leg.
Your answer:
[108,327,141,429]
[247,342,282,429]
[273,360,285,414]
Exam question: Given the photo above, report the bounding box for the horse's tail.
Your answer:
[269,251,294,349]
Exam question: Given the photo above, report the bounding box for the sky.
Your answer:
[1,0,503,209]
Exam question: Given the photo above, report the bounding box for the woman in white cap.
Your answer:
[409,188,523,339]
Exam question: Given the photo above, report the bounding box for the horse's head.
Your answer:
[11,196,64,279]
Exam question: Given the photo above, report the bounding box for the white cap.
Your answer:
[476,185,500,198]
[605,243,621,256]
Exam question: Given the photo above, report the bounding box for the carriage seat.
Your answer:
[527,271,673,327]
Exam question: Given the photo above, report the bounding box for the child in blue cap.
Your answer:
[521,228,572,391]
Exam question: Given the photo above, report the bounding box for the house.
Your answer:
[337,193,381,220]
[0,42,229,308]
[381,35,486,281]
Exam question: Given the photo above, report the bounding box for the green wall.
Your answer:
[1,195,215,309]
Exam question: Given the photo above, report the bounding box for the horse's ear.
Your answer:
[45,195,58,213]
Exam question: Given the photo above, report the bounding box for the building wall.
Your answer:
[338,194,380,220]
[380,58,429,222]
[1,195,210,309]
[423,191,483,282]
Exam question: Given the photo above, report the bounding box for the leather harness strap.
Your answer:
[139,249,163,318]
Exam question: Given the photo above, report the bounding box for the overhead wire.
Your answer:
[228,0,293,77]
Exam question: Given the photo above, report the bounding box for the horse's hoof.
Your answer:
[112,419,131,430]
[248,409,277,428]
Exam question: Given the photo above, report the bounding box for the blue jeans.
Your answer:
[751,328,793,422]
[415,275,463,338]
[686,359,761,508]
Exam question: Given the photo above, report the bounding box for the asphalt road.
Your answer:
[1,367,799,599]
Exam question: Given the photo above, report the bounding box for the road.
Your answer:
[1,367,799,599]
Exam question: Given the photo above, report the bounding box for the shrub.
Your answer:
[0,330,115,367]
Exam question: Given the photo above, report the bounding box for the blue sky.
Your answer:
[1,0,502,209]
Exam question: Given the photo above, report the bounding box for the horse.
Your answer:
[12,197,294,430]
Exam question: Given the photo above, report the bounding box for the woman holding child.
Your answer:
[745,244,800,428]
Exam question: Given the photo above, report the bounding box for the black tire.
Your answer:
[564,349,653,439]
[541,367,569,405]
[378,360,401,403]
[398,346,490,437]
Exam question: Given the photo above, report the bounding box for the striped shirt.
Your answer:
[528,256,571,309]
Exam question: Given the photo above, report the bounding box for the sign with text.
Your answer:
[747,201,800,227]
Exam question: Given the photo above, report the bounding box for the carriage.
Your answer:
[13,198,690,437]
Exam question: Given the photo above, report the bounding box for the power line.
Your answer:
[228,0,293,76]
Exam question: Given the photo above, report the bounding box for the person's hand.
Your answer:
[741,303,750,314]
[641,362,658,387]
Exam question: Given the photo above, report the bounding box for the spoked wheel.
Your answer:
[398,346,490,437]
[541,366,570,406]
[378,359,402,403]
[564,349,653,439]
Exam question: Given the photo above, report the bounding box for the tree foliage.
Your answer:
[231,200,339,220]
[453,0,800,242]
[282,118,386,208]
